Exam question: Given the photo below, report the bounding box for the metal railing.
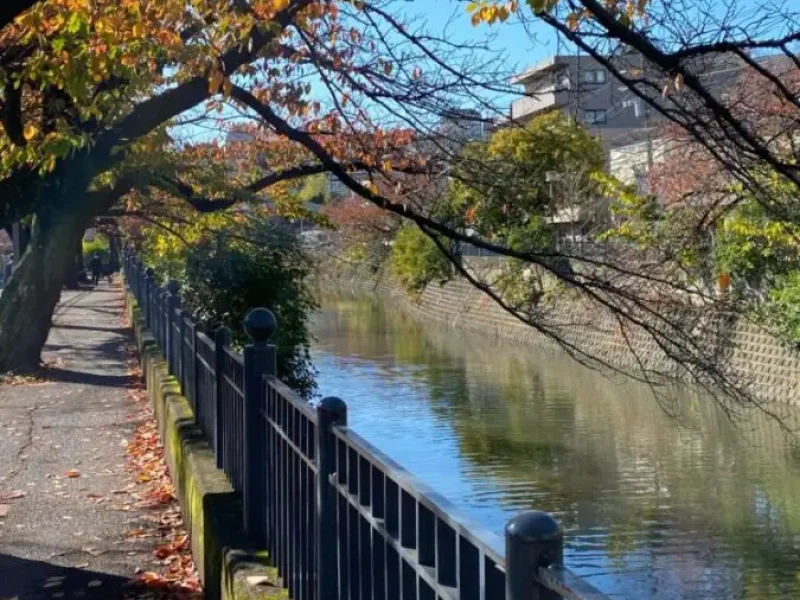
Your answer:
[123,251,611,600]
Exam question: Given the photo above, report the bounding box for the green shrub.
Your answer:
[762,272,800,350]
[145,225,318,399]
[390,224,452,293]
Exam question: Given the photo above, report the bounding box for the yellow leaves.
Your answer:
[23,124,39,141]
[467,0,651,27]
[468,1,518,25]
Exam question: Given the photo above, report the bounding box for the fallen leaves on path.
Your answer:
[1,357,67,386]
[120,318,203,600]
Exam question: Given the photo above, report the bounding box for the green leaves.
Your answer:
[391,224,452,293]
[446,111,605,252]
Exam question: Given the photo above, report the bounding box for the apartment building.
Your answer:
[510,54,653,145]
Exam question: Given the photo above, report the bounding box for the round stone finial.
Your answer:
[145,267,155,277]
[318,396,347,415]
[505,511,562,543]
[167,279,180,294]
[244,308,277,343]
[317,396,347,424]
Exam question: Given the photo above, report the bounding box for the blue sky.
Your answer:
[395,1,560,77]
[174,1,565,144]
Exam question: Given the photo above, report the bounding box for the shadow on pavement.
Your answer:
[0,552,202,599]
[51,324,128,335]
[36,368,131,388]
[0,552,132,599]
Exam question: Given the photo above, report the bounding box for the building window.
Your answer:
[580,69,607,84]
[585,109,607,124]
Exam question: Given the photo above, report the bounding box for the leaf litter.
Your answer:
[113,321,203,599]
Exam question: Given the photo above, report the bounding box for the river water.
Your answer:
[310,295,800,599]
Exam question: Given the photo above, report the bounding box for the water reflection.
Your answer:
[311,296,800,599]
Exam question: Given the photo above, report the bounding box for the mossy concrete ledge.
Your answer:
[125,293,286,600]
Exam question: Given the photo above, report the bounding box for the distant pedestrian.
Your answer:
[89,252,103,287]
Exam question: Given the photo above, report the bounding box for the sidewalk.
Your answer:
[0,284,192,599]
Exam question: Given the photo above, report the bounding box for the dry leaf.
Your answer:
[0,490,25,501]
[65,469,81,478]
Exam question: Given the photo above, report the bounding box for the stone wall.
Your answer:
[321,265,800,405]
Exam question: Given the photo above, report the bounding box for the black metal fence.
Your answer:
[124,252,611,600]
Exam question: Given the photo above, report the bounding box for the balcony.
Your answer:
[510,91,559,120]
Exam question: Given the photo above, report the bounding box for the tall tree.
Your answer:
[1,0,799,422]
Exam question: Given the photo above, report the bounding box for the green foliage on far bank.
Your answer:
[447,111,606,252]
[390,224,452,293]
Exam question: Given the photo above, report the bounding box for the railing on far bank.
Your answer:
[123,251,611,600]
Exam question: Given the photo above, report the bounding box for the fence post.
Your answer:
[214,326,231,471]
[166,280,181,376]
[179,309,190,395]
[155,288,162,345]
[144,268,155,329]
[505,511,563,600]
[242,308,277,538]
[160,288,168,349]
[138,260,145,305]
[316,396,347,600]
[193,320,204,419]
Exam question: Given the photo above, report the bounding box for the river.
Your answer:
[310,295,800,599]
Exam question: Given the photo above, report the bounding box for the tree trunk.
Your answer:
[0,206,89,371]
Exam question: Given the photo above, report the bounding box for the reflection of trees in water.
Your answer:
[316,296,800,597]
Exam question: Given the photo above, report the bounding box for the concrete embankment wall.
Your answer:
[320,264,800,405]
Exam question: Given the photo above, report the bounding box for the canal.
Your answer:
[311,295,800,599]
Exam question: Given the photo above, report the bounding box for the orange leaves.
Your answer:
[121,333,202,599]
[208,70,224,95]
[65,469,81,478]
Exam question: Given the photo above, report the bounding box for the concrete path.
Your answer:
[0,284,172,599]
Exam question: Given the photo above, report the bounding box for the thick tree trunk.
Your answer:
[0,207,89,371]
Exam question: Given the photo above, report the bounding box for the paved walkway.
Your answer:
[0,284,167,599]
